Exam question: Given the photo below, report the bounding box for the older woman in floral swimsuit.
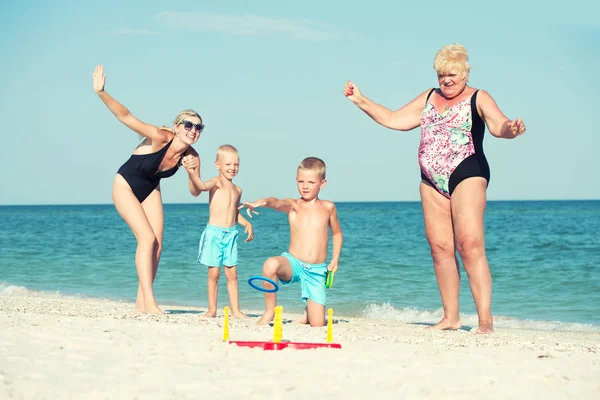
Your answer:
[343,43,526,334]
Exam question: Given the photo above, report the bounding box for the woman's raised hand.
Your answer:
[93,65,106,93]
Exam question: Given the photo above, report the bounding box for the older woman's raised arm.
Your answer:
[344,81,430,132]
[477,90,526,139]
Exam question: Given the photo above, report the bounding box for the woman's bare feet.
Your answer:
[473,323,494,334]
[144,302,164,315]
[426,317,462,330]
[256,310,275,326]
[134,292,145,313]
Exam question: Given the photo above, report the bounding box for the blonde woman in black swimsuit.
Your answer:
[93,65,203,314]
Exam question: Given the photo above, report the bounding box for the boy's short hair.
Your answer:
[298,157,326,180]
[216,144,238,160]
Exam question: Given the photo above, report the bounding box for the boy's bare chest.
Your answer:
[290,208,329,227]
[212,185,240,203]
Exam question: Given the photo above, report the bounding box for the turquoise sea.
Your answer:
[1,201,599,332]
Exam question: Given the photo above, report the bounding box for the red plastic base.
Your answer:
[229,340,342,350]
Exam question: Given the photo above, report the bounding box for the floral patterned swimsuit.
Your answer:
[418,89,490,198]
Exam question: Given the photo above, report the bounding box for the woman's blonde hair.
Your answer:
[433,43,471,79]
[159,109,202,134]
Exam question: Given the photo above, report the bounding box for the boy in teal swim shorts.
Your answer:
[239,157,343,327]
[187,144,254,319]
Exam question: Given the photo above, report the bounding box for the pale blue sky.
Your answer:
[1,0,598,205]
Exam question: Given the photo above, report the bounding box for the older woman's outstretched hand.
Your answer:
[93,65,106,94]
[343,80,362,103]
[509,118,526,137]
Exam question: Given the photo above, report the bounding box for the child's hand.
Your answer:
[182,155,199,173]
[238,201,264,219]
[244,224,254,242]
[327,260,339,273]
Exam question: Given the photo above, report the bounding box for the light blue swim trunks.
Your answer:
[280,252,328,306]
[197,224,239,267]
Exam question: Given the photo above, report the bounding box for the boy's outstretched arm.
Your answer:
[328,204,343,273]
[239,197,294,218]
[186,173,221,196]
[183,157,220,196]
[181,148,203,196]
[237,212,254,242]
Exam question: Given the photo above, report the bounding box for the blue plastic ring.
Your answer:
[247,276,279,293]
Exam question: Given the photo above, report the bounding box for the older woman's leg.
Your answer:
[450,177,493,333]
[420,182,462,330]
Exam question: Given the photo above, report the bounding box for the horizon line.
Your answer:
[1,199,599,207]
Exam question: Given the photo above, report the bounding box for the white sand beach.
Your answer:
[1,292,598,400]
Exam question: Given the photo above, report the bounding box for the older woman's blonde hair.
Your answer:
[433,43,471,79]
[159,109,202,134]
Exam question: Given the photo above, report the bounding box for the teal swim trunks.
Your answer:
[280,252,328,306]
[197,224,239,267]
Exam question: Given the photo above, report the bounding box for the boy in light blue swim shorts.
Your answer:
[197,225,239,268]
[187,145,254,319]
[279,252,328,307]
[239,157,343,327]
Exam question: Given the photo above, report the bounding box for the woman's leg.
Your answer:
[136,187,165,312]
[112,176,162,314]
[450,178,493,334]
[420,182,462,330]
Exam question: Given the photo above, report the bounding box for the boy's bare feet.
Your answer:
[202,310,217,318]
[294,310,308,324]
[231,311,248,319]
[256,310,275,326]
[426,317,462,330]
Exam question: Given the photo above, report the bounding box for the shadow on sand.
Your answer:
[164,309,204,315]
[410,321,472,332]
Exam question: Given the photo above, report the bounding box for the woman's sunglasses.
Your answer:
[180,120,205,133]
